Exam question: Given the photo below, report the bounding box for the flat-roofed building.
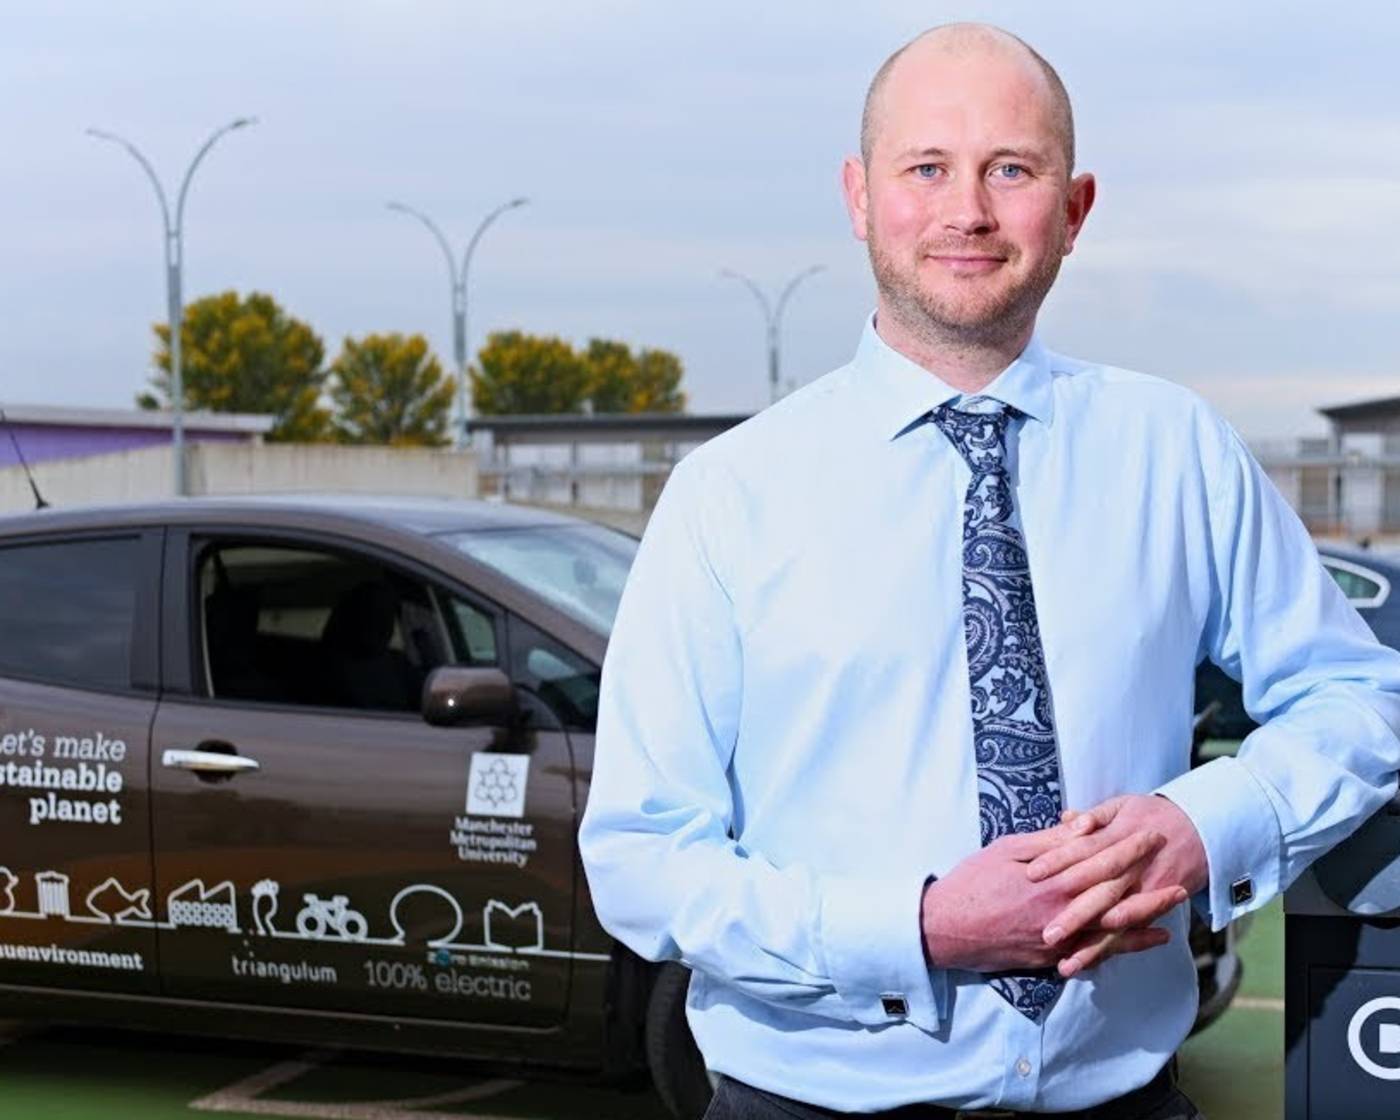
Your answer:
[466,412,750,532]
[0,404,273,469]
[1255,395,1400,539]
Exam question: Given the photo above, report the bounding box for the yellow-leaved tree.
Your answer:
[140,290,331,441]
[472,331,686,415]
[328,332,456,446]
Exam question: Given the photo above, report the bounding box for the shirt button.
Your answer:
[1015,1057,1032,1078]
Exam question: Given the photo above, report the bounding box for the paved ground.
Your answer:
[0,899,1285,1119]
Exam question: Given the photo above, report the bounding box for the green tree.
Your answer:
[471,330,591,415]
[329,332,456,446]
[140,290,331,441]
[471,331,687,415]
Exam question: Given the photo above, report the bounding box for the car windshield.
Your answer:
[440,523,638,636]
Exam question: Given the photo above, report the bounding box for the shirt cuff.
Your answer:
[1155,756,1282,931]
[818,868,946,1031]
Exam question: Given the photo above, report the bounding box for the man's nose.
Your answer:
[942,175,996,235]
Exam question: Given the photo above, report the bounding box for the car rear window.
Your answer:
[0,536,139,691]
[1324,562,1385,605]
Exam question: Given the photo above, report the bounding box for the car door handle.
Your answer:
[161,749,261,775]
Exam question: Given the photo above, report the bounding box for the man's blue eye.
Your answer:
[915,164,940,179]
[996,165,1026,179]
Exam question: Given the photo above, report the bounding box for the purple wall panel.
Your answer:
[0,423,252,468]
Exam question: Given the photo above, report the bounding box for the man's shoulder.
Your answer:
[1047,349,1227,428]
[1046,349,1246,484]
[681,361,858,476]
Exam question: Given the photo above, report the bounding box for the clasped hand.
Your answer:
[921,794,1209,979]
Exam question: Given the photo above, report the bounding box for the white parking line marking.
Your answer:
[1232,996,1285,1012]
[189,1051,326,1108]
[189,1049,524,1120]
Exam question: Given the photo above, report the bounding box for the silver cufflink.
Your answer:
[881,993,908,1017]
[1230,877,1254,906]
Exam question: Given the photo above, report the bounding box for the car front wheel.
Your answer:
[646,963,714,1120]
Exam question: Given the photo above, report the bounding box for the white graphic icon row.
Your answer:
[0,867,600,958]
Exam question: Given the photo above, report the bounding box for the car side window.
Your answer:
[507,615,599,732]
[1324,563,1383,604]
[437,589,499,666]
[196,540,495,714]
[0,536,140,691]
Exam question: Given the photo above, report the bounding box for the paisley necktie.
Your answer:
[932,396,1064,1023]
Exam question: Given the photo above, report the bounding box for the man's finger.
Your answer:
[996,816,1096,861]
[1048,829,1164,897]
[1057,925,1171,978]
[1078,795,1131,829]
[1043,873,1136,946]
[994,832,1059,861]
[1025,828,1120,882]
[1046,882,1186,946]
[1099,885,1190,930]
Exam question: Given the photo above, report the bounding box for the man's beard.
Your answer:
[867,229,1064,350]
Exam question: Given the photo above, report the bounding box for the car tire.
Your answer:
[645,963,713,1120]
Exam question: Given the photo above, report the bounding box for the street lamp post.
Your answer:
[387,197,529,448]
[720,264,825,405]
[87,118,257,497]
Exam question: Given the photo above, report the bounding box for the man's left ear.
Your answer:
[1062,172,1096,256]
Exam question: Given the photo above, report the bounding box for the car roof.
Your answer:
[0,493,591,539]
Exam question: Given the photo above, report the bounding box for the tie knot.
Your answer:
[931,397,1013,472]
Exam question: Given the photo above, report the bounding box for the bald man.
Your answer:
[580,23,1400,1119]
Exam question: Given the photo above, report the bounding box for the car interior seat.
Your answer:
[318,579,418,711]
[204,584,284,702]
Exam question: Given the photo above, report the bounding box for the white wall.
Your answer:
[0,442,647,535]
[0,442,478,513]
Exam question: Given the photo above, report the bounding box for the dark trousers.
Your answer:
[701,1062,1204,1120]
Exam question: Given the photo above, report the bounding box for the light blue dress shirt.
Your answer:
[578,316,1400,1112]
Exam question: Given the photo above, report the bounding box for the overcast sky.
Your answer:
[2,1,1397,439]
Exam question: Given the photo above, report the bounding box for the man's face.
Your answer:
[843,45,1094,346]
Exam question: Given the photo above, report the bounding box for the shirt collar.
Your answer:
[851,313,1055,440]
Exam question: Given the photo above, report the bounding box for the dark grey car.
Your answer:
[0,496,688,1092]
[1195,545,1400,741]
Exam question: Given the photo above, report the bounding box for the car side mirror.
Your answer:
[422,666,517,727]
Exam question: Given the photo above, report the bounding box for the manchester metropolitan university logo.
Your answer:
[465,753,529,819]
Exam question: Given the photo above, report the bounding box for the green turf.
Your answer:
[1179,738,1287,1116]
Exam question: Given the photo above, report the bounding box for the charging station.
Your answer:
[1285,793,1400,1119]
